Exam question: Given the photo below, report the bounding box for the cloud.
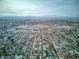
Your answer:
[0,0,79,17]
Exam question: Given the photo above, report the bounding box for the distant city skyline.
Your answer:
[0,0,79,17]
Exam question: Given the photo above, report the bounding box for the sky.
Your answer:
[0,0,79,17]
